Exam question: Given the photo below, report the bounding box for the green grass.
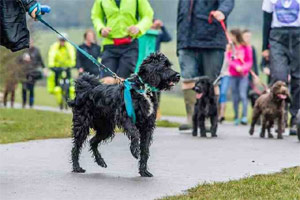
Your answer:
[0,108,179,144]
[14,85,252,120]
[162,167,300,200]
[0,108,72,144]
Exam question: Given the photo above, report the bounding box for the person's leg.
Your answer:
[239,76,249,125]
[117,40,138,79]
[219,75,230,121]
[202,48,225,99]
[269,29,291,133]
[22,83,27,108]
[29,84,34,108]
[230,77,240,124]
[289,30,300,133]
[178,49,200,129]
[101,47,120,84]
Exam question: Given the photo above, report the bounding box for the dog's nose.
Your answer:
[175,73,181,81]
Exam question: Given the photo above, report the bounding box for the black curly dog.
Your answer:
[68,53,180,177]
[192,76,218,137]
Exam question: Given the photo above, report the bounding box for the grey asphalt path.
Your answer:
[1,124,299,200]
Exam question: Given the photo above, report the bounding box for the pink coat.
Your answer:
[227,45,253,77]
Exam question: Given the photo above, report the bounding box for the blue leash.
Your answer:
[34,6,158,124]
[34,8,121,80]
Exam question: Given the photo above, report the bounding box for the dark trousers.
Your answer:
[22,83,35,107]
[101,40,138,79]
[269,28,300,118]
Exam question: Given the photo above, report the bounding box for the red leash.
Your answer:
[208,11,232,44]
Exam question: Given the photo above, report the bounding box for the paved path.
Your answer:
[0,125,299,200]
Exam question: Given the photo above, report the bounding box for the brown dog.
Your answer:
[249,81,290,139]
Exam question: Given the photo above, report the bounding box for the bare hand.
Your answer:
[263,67,270,75]
[212,10,225,21]
[236,66,243,73]
[30,7,39,20]
[128,26,140,36]
[101,27,112,38]
[262,50,270,61]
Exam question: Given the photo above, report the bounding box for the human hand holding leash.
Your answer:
[101,27,112,38]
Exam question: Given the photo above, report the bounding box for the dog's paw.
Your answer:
[96,158,108,168]
[139,170,153,177]
[72,167,86,173]
[130,144,140,159]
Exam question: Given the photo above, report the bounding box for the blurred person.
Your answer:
[177,0,234,130]
[136,19,172,68]
[47,33,76,108]
[136,18,172,119]
[227,29,253,125]
[18,39,45,108]
[91,0,154,84]
[0,0,50,52]
[218,52,230,123]
[76,30,101,76]
[262,0,300,135]
[242,29,260,108]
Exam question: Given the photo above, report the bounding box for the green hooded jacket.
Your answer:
[91,0,154,46]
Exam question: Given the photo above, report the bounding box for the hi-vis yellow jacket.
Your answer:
[48,42,76,68]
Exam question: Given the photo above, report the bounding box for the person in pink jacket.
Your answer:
[227,29,253,125]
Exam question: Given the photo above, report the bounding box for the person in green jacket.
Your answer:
[47,33,76,108]
[91,0,154,84]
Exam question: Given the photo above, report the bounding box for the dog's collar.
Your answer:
[123,77,159,124]
[137,76,159,93]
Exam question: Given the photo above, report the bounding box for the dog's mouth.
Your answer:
[196,93,203,99]
[168,82,175,86]
[277,94,287,100]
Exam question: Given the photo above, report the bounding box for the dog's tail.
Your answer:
[68,73,100,108]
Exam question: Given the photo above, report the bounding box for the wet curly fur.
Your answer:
[192,77,218,137]
[249,81,291,139]
[68,53,180,177]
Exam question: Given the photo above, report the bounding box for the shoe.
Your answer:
[290,117,297,136]
[234,118,240,126]
[179,124,192,131]
[241,117,248,125]
[289,125,297,136]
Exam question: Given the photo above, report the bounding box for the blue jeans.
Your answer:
[230,76,249,119]
[219,76,230,103]
[178,49,224,81]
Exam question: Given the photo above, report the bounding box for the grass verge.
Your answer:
[0,108,179,144]
[162,167,300,200]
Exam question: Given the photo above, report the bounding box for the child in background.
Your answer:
[227,29,253,125]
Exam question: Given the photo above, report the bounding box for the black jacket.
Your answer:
[0,0,36,52]
[18,46,44,84]
[76,43,101,76]
[177,0,234,52]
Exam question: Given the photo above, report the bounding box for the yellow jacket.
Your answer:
[48,42,76,68]
[91,0,153,46]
